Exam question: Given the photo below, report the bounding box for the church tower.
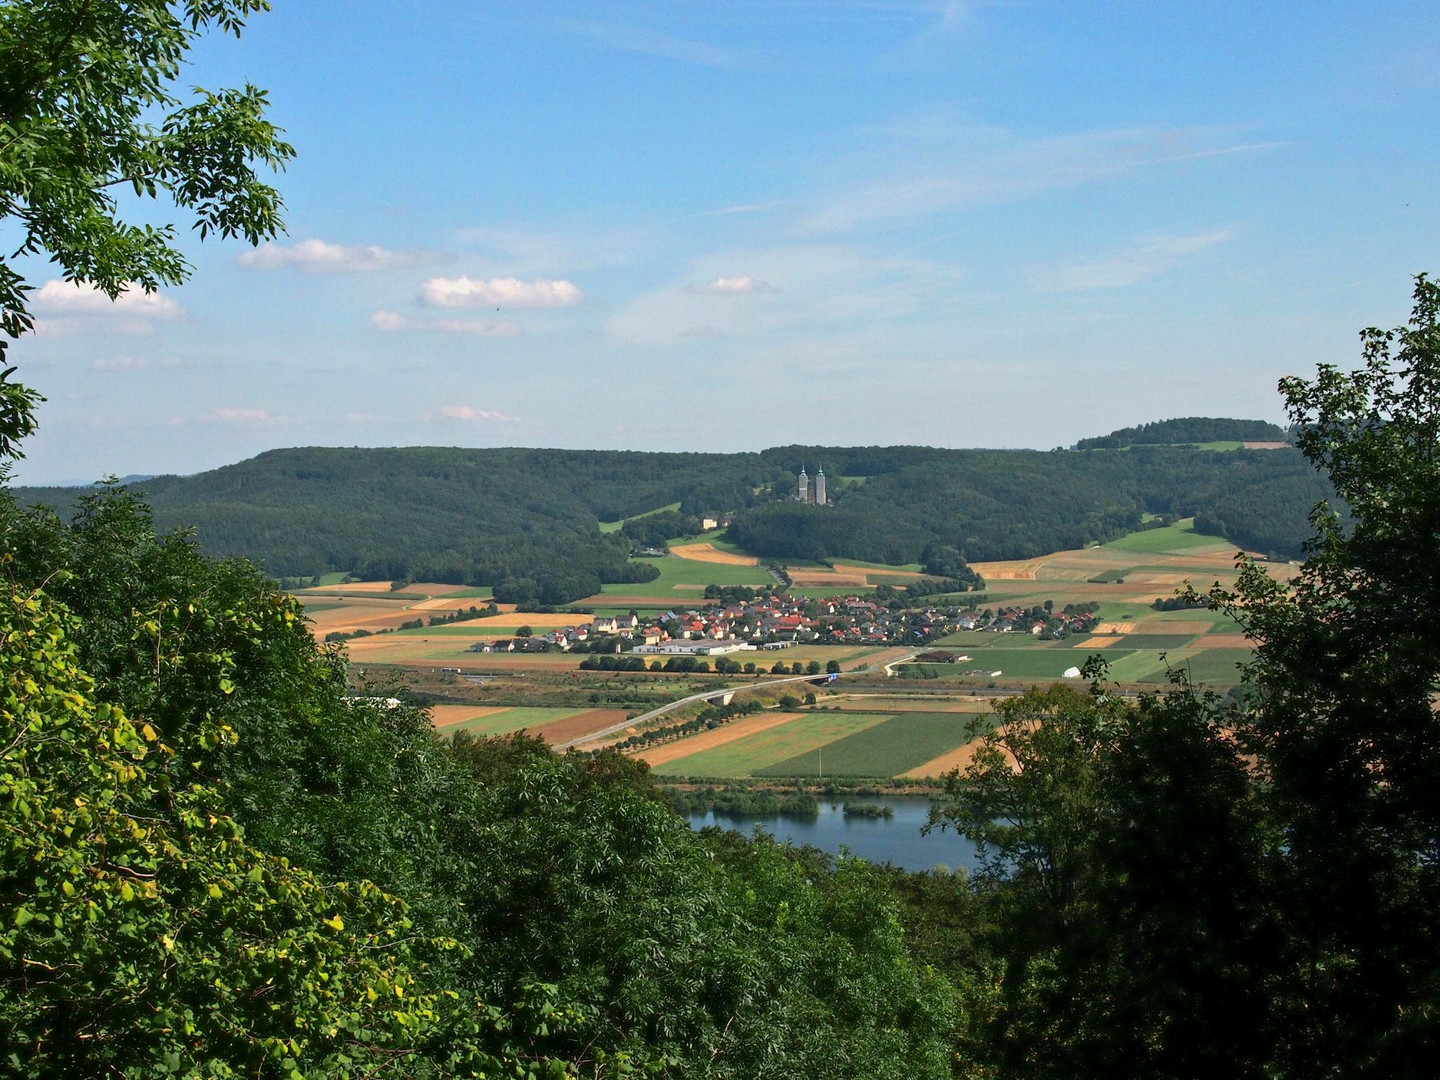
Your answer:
[797,466,810,503]
[814,466,827,506]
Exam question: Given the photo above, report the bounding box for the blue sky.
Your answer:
[14,0,1440,483]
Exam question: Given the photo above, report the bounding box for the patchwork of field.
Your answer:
[645,708,997,780]
[586,554,773,603]
[429,705,589,736]
[635,712,805,768]
[758,712,981,778]
[647,712,893,777]
[427,705,630,744]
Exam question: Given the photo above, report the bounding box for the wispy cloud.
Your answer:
[558,18,740,67]
[608,244,962,346]
[370,310,523,336]
[238,238,425,272]
[419,276,584,308]
[453,225,645,274]
[694,201,790,218]
[437,405,520,422]
[32,280,183,335]
[685,276,782,295]
[802,122,1282,233]
[1033,229,1237,292]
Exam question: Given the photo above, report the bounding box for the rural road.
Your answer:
[551,649,922,751]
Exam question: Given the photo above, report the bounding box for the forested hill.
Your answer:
[11,432,1331,602]
[1075,416,1288,449]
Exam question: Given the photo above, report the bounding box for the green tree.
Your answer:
[1204,274,1440,1075]
[0,580,568,1079]
[0,0,294,337]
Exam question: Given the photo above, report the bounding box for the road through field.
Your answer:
[551,650,922,751]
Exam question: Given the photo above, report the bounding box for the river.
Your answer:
[687,795,981,874]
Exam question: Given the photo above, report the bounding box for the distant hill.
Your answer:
[8,422,1332,603]
[1075,417,1288,450]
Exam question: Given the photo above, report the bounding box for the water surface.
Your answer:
[688,795,980,874]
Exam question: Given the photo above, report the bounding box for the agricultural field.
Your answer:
[641,705,994,780]
[644,711,894,777]
[295,581,499,637]
[922,622,1246,687]
[429,704,630,744]
[586,553,773,604]
[757,712,980,778]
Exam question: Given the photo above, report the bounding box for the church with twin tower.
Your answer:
[797,465,827,506]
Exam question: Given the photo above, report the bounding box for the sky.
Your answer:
[12,0,1440,484]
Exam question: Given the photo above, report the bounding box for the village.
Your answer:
[466,592,1102,659]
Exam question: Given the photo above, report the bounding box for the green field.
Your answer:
[1139,648,1251,685]
[1108,634,1202,650]
[946,648,1105,678]
[1105,519,1232,554]
[598,501,683,534]
[757,712,977,778]
[593,554,773,598]
[650,712,892,777]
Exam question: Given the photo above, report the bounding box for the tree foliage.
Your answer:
[929,277,1440,1079]
[0,0,293,336]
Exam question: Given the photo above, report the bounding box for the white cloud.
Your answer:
[237,238,420,272]
[418,276,584,308]
[438,405,520,422]
[31,280,183,335]
[686,276,782,295]
[370,310,523,336]
[1033,229,1236,292]
[91,355,184,372]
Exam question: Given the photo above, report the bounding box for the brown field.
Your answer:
[903,737,987,779]
[633,712,804,767]
[668,543,759,566]
[832,564,925,580]
[1093,622,1137,635]
[904,725,1014,778]
[305,602,434,636]
[428,705,509,728]
[788,569,869,587]
[532,708,632,745]
[1078,635,1125,648]
[303,580,399,595]
[1243,441,1290,450]
[302,580,470,597]
[1191,632,1253,649]
[970,554,1054,580]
